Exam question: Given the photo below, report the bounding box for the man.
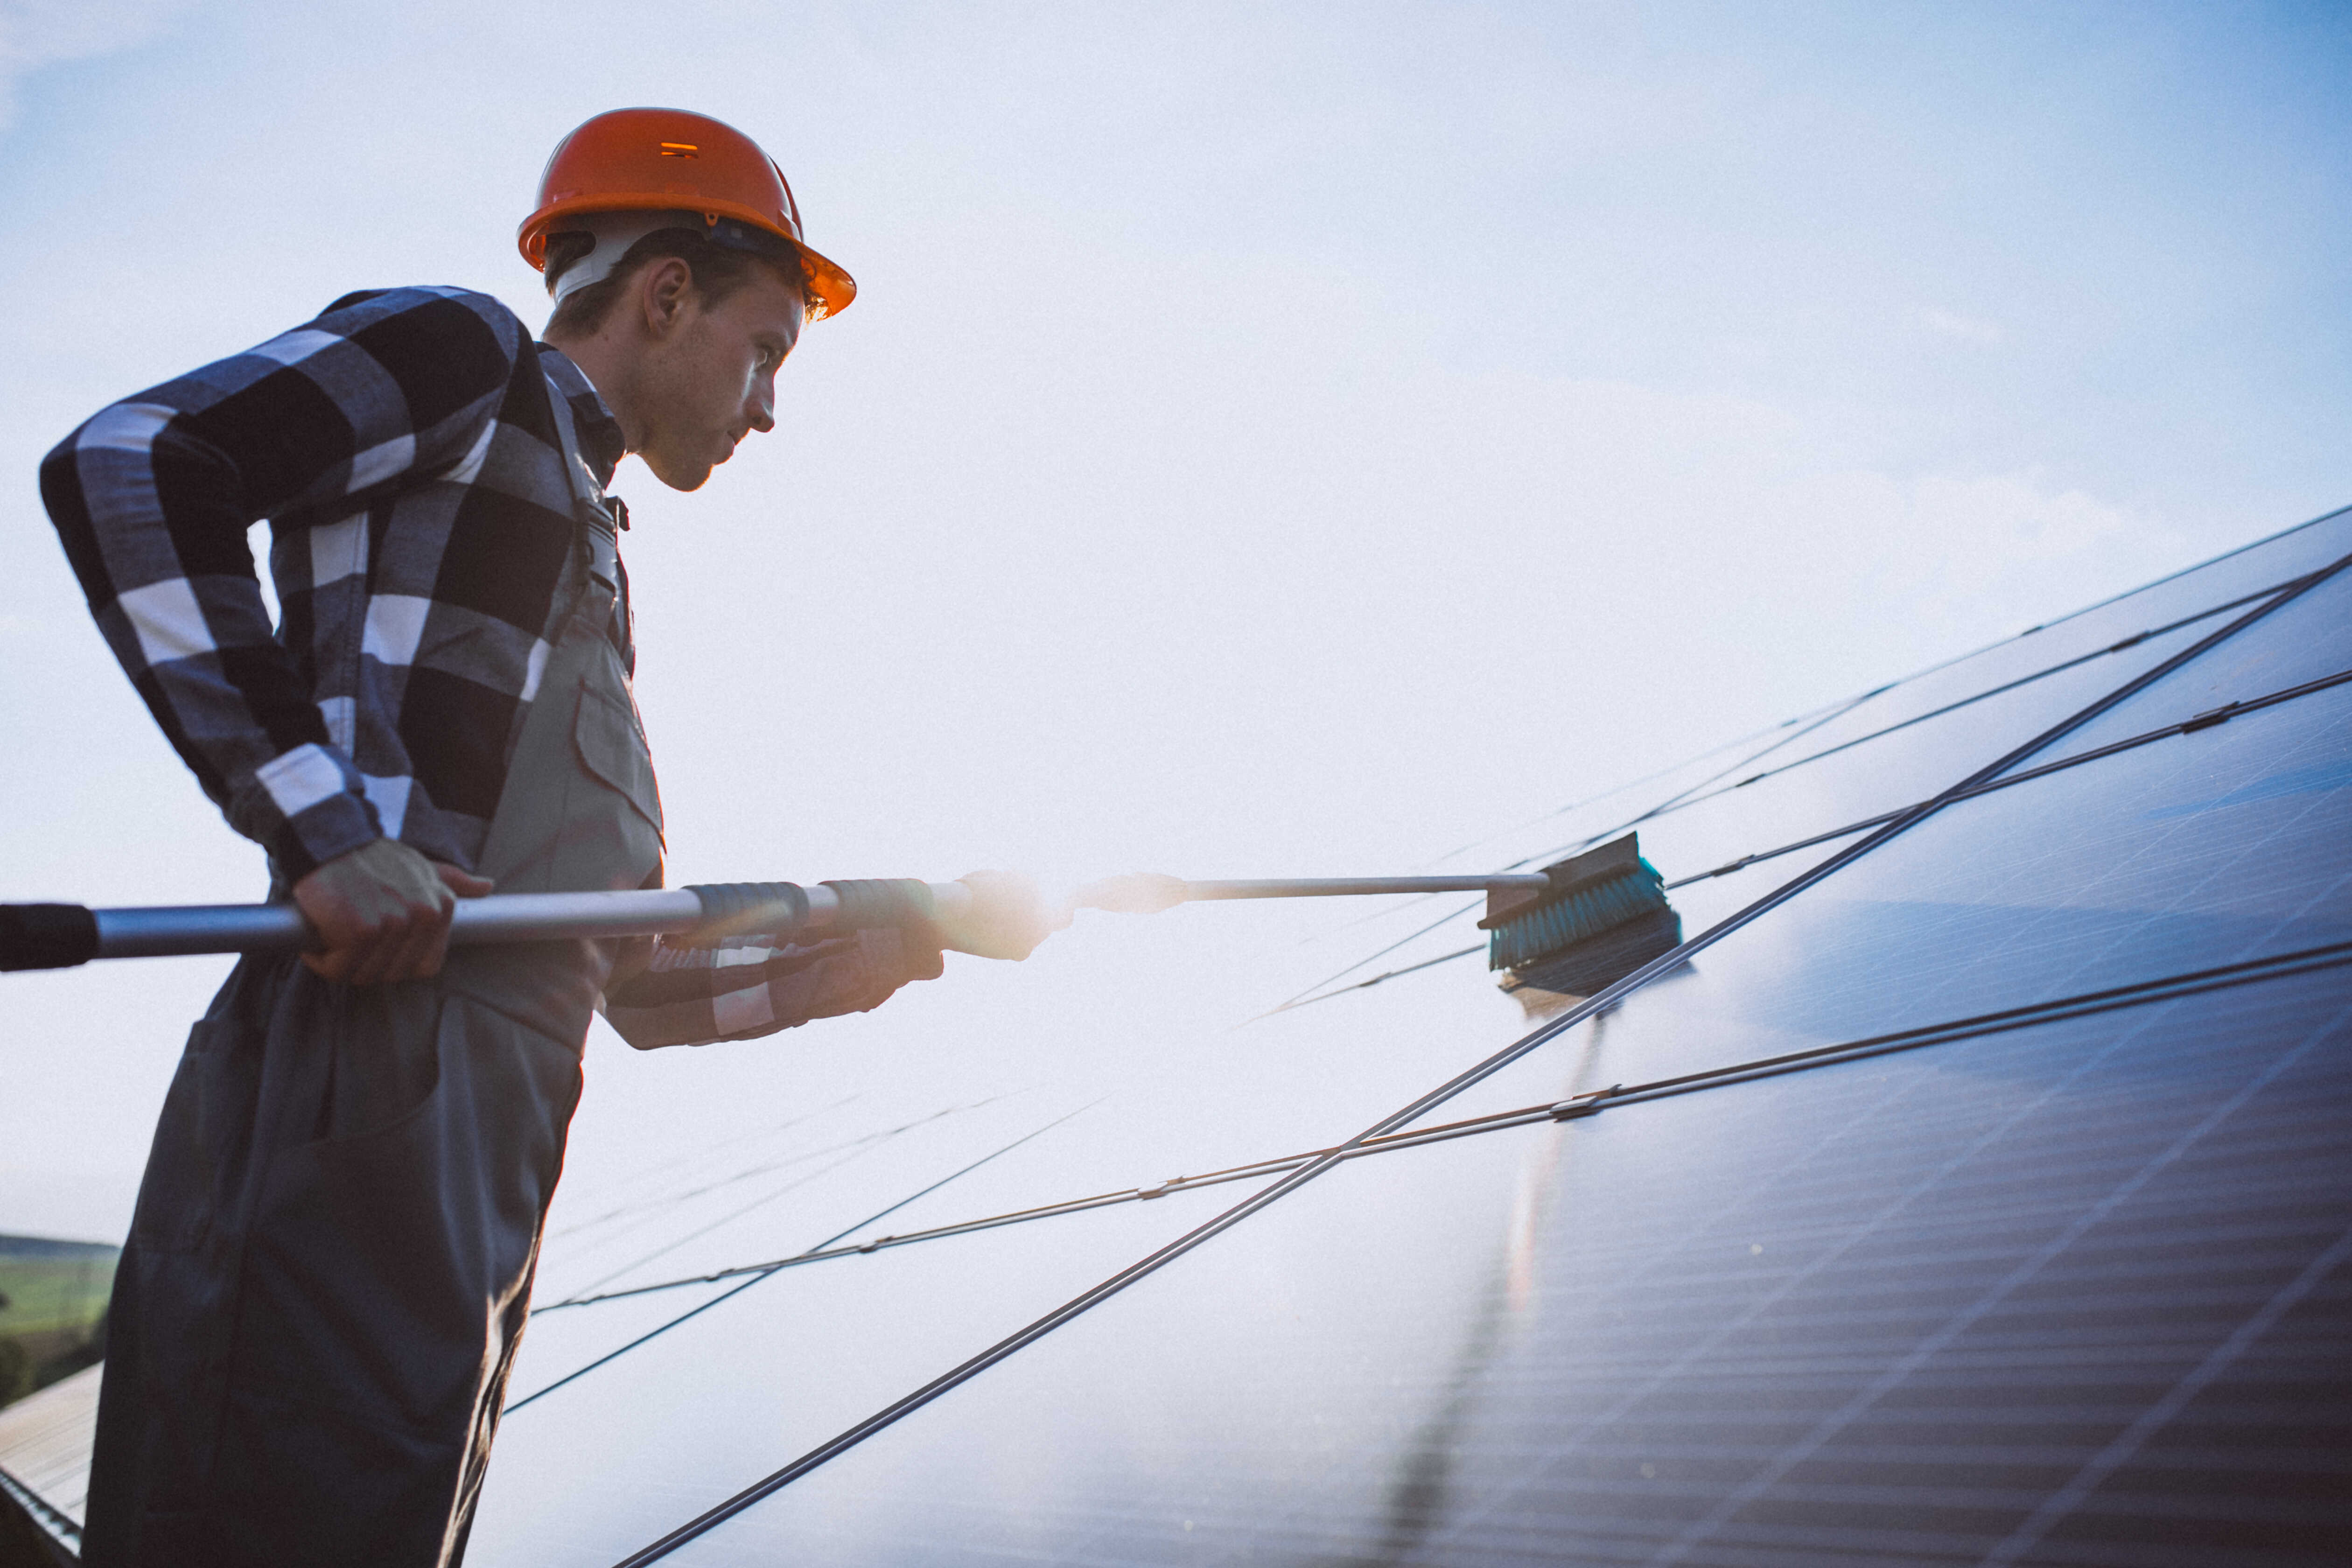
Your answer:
[39,107,1046,1566]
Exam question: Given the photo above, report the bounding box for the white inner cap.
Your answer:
[546,210,706,304]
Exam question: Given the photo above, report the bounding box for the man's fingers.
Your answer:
[302,949,355,982]
[382,908,435,984]
[346,912,406,987]
[302,902,370,977]
[372,914,430,985]
[398,922,447,982]
[302,891,369,953]
[436,863,495,898]
[324,889,441,985]
[326,880,389,985]
[290,842,474,985]
[385,891,455,983]
[412,899,458,979]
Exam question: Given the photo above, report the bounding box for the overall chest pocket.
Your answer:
[572,679,665,841]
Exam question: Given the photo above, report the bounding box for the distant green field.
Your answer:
[0,1237,117,1407]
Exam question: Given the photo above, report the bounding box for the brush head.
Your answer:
[1481,833,1681,994]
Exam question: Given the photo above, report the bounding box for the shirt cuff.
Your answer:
[231,742,384,881]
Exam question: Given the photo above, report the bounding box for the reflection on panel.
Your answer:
[1740,506,2351,770]
[1438,505,2351,891]
[1260,603,2224,1028]
[2018,562,2352,771]
[1324,536,2339,1022]
[527,1088,1104,1306]
[468,1176,1245,1563]
[1418,697,1868,879]
[1587,613,2204,884]
[461,508,2352,1567]
[661,968,2352,1568]
[1410,670,2352,1129]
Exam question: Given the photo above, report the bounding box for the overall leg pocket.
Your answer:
[211,993,583,1562]
[227,992,581,1425]
[128,956,296,1255]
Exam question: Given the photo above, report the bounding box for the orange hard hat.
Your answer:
[520,107,855,322]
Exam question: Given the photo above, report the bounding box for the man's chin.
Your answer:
[642,452,715,492]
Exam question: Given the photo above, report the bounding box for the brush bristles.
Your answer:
[1487,861,1672,972]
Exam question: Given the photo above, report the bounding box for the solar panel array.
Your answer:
[445,507,2352,1563]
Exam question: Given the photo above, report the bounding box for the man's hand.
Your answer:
[934,869,1066,961]
[293,839,494,985]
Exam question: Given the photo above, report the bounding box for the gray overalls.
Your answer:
[83,483,660,1567]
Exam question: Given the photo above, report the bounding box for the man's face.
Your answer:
[634,264,805,491]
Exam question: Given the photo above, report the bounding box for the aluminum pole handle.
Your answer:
[4,867,1544,971]
[1068,871,1553,915]
[0,880,973,971]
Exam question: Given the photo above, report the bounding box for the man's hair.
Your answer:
[545,228,806,338]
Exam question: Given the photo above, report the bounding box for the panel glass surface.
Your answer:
[1266,611,2221,1021]
[2003,504,2352,655]
[1723,507,2351,768]
[467,1173,1246,1563]
[1497,503,2352,871]
[454,511,2352,1566]
[1404,655,2352,1132]
[2016,561,2352,771]
[525,1087,1107,1307]
[1579,611,2207,882]
[1420,698,1864,880]
[657,968,2352,1568]
[1300,509,2352,1015]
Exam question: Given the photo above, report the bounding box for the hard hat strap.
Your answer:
[547,210,804,304]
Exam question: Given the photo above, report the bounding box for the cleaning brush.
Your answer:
[1473,833,1681,999]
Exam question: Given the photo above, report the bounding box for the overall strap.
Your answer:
[538,350,637,672]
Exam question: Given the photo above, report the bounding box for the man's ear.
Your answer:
[638,257,696,340]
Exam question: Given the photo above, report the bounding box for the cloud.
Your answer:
[0,0,188,127]
[1815,468,2178,637]
[1922,307,2007,345]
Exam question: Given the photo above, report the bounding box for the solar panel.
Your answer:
[648,966,2352,1565]
[466,1170,1250,1560]
[1750,504,2352,769]
[2020,558,2352,770]
[1261,519,2352,1024]
[1265,559,2350,1052]
[534,517,2352,1565]
[1401,636,2352,1129]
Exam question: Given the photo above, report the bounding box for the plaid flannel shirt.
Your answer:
[42,284,937,1046]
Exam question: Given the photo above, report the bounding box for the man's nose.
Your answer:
[746,378,776,434]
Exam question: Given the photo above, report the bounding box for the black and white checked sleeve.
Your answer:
[600,929,948,1049]
[38,287,524,879]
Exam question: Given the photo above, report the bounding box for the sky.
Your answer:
[1,0,2349,1242]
